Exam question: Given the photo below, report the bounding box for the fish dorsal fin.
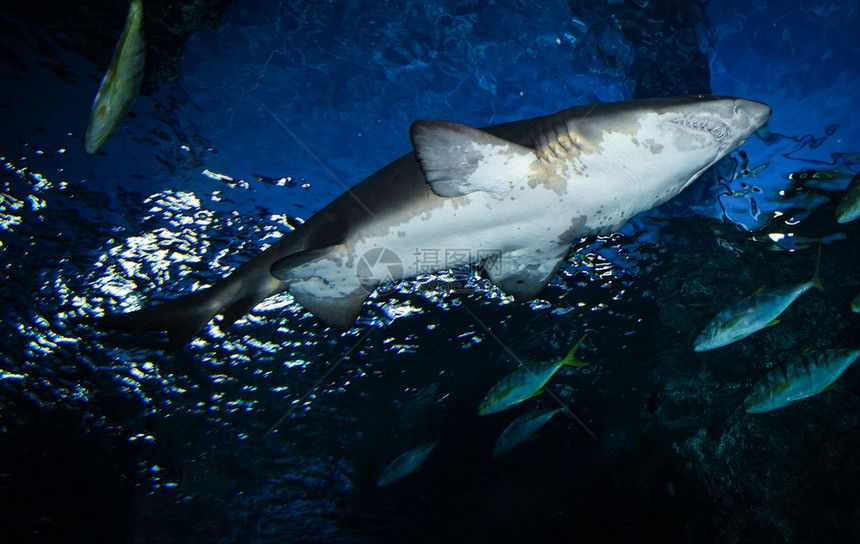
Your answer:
[483,244,570,301]
[526,388,544,400]
[821,382,838,393]
[410,120,538,198]
[810,243,824,292]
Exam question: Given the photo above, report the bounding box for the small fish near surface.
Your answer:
[98,95,771,345]
[744,348,860,414]
[835,172,860,224]
[376,441,437,487]
[85,0,145,154]
[694,249,822,352]
[478,335,588,416]
[492,407,563,458]
[852,290,860,313]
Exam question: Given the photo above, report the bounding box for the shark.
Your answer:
[100,95,771,345]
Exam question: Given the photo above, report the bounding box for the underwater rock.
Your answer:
[677,405,860,541]
[648,219,860,541]
[3,0,234,82]
[566,0,712,97]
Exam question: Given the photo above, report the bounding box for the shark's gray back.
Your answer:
[293,96,719,253]
[291,108,566,252]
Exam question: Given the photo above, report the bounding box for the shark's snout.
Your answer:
[734,98,772,129]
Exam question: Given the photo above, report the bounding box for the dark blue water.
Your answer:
[1,1,859,542]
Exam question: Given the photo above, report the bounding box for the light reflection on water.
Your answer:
[1,1,859,541]
[8,129,711,459]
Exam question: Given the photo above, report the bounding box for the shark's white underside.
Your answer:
[286,112,729,304]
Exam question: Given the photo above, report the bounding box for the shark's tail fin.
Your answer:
[98,280,242,347]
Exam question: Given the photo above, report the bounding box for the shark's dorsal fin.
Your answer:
[484,245,570,301]
[410,120,538,198]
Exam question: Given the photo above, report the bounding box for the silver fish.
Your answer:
[492,407,563,458]
[835,172,860,224]
[744,348,860,413]
[85,0,145,154]
[694,250,822,352]
[376,441,436,487]
[478,335,587,416]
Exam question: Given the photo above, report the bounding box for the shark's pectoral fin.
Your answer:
[410,120,538,198]
[484,245,570,301]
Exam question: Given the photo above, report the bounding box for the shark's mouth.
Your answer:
[667,115,731,144]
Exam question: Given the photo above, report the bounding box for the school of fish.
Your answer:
[80,1,860,486]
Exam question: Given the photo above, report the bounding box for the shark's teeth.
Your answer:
[669,116,730,143]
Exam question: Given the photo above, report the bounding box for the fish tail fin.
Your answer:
[98,279,242,347]
[560,334,589,367]
[811,243,824,292]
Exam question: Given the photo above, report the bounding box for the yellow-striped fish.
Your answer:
[492,407,562,458]
[478,335,588,416]
[835,172,860,224]
[744,348,860,413]
[376,442,436,487]
[85,0,145,154]
[694,248,822,352]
